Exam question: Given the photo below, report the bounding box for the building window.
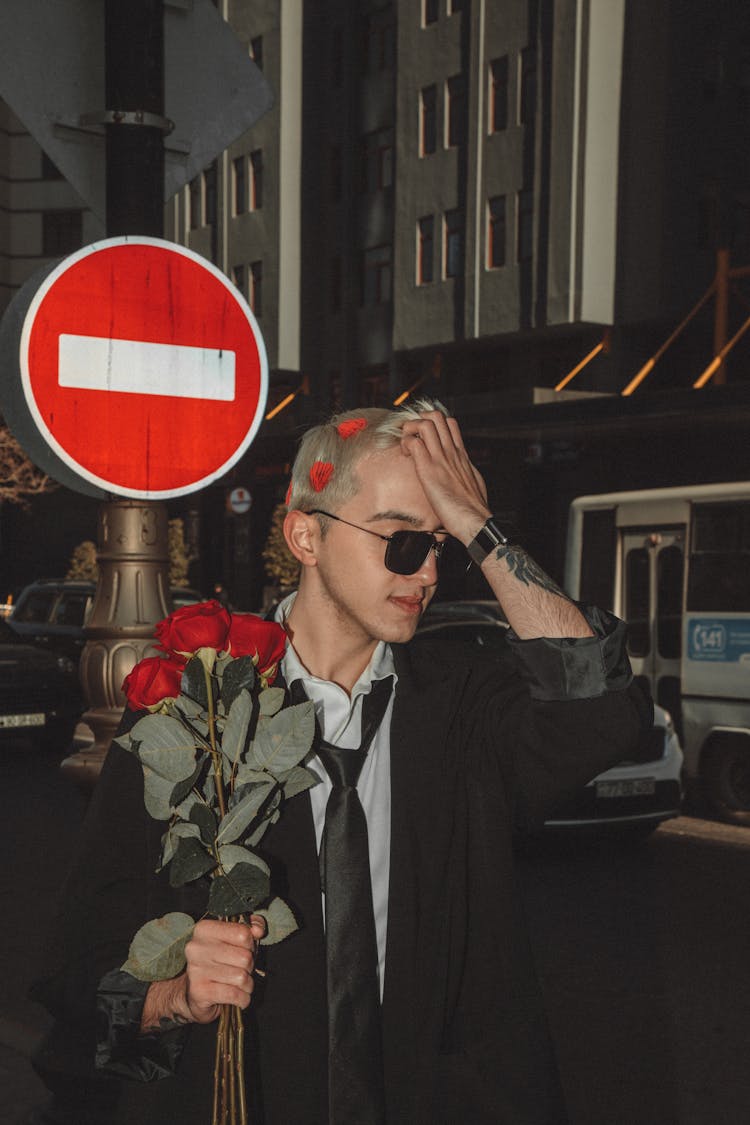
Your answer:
[417,216,434,285]
[360,367,389,406]
[232,264,246,295]
[449,0,465,12]
[490,57,508,132]
[41,152,63,180]
[446,74,466,147]
[42,210,82,256]
[330,256,342,311]
[420,85,437,156]
[204,162,217,226]
[361,127,394,193]
[422,0,438,25]
[487,196,506,268]
[362,244,392,305]
[520,46,537,125]
[444,209,463,278]
[250,150,263,209]
[232,157,246,215]
[331,145,342,201]
[189,176,202,229]
[362,7,394,74]
[517,188,533,262]
[250,261,263,317]
[250,36,263,70]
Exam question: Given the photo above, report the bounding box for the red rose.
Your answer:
[155,600,231,657]
[227,614,286,681]
[122,655,186,711]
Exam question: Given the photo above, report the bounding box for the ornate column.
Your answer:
[60,500,172,788]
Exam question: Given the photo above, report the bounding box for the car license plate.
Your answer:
[596,777,655,799]
[0,712,46,728]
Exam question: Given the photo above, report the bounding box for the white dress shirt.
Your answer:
[275,593,397,998]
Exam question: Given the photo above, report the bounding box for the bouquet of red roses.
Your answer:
[115,600,316,1125]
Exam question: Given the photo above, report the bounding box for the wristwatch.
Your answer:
[466,516,512,565]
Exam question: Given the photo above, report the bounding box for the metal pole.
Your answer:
[61,0,172,788]
[713,247,730,386]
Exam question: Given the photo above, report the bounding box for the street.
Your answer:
[3,747,750,1125]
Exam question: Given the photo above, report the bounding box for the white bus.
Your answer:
[565,482,750,825]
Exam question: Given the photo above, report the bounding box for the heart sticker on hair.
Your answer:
[310,461,334,492]
[336,418,367,439]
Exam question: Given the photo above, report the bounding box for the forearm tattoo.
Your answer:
[494,545,568,598]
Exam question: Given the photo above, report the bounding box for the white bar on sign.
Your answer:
[58,334,236,401]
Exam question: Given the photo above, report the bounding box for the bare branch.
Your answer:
[0,419,58,507]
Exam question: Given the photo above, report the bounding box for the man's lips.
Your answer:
[390,595,424,615]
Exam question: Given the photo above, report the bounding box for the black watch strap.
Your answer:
[466,517,511,565]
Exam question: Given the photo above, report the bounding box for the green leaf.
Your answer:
[257,897,299,946]
[112,732,137,754]
[234,764,269,788]
[218,844,270,879]
[208,863,270,917]
[169,835,216,887]
[246,702,316,776]
[158,820,201,870]
[221,656,256,710]
[181,656,210,709]
[170,759,205,808]
[142,765,174,821]
[245,797,281,846]
[258,687,285,717]
[133,714,200,783]
[174,695,205,721]
[221,691,253,770]
[216,782,275,845]
[189,801,218,845]
[175,790,201,821]
[121,913,195,981]
[280,764,319,800]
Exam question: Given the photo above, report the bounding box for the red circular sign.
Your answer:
[19,237,268,499]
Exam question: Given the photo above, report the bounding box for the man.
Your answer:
[36,403,649,1124]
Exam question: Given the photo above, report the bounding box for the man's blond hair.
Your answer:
[287,398,446,514]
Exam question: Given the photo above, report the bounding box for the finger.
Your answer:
[193,918,256,949]
[249,914,267,941]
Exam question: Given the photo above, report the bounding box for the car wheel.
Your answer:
[37,719,77,756]
[704,738,750,826]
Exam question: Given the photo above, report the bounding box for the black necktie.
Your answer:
[293,676,393,1125]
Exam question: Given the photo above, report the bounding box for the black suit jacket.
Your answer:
[37,624,650,1125]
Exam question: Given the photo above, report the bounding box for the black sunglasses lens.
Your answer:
[384,531,436,575]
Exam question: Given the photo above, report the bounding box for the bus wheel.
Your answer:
[704,737,750,826]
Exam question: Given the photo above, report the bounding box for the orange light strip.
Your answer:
[554,341,605,392]
[265,391,297,421]
[694,311,750,388]
[621,282,716,396]
[393,376,427,407]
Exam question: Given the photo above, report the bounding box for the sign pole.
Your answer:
[62,0,172,788]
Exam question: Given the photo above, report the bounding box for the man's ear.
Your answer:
[283,510,320,568]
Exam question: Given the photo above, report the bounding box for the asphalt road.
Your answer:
[3,745,750,1125]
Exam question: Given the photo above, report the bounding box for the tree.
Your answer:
[262,503,300,591]
[0,419,57,506]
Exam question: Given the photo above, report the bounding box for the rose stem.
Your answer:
[212,1012,222,1125]
[203,662,227,819]
[234,1003,248,1125]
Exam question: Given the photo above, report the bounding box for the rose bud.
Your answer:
[227,615,287,682]
[155,599,231,657]
[122,655,186,712]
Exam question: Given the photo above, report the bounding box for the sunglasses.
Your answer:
[307,509,448,575]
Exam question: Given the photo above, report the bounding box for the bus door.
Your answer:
[622,527,686,736]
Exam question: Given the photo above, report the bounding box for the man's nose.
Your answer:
[413,545,439,584]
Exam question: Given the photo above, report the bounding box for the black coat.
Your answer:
[36,629,650,1125]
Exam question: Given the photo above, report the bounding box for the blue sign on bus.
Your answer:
[688,618,750,662]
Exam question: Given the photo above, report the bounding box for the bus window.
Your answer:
[657,544,683,659]
[625,548,650,657]
[687,501,750,612]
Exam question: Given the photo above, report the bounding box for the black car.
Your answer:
[10,579,205,662]
[0,617,82,752]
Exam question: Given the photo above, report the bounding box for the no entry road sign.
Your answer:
[0,236,268,499]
